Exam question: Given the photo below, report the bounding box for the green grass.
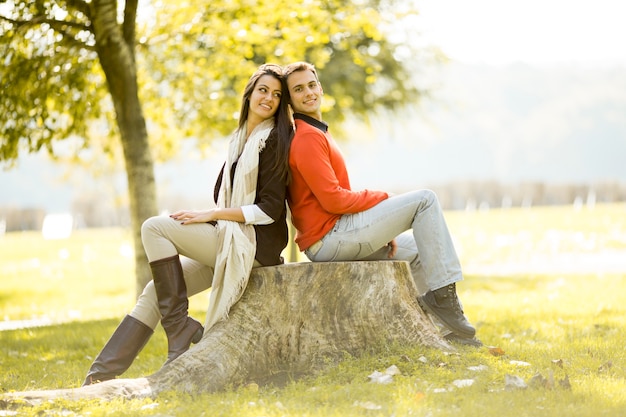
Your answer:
[1,204,626,416]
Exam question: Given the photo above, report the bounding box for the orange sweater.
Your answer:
[287,115,388,251]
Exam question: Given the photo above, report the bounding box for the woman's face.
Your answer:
[247,74,282,124]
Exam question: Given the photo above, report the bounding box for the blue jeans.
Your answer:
[305,189,462,295]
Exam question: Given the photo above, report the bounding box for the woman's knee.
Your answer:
[141,215,166,238]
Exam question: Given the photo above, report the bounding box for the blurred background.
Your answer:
[1,0,625,327]
[1,0,625,230]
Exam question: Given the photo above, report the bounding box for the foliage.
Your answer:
[0,0,427,165]
[0,0,432,297]
[1,204,626,416]
[0,0,105,164]
[137,0,431,156]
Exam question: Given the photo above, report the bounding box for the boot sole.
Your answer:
[444,333,483,347]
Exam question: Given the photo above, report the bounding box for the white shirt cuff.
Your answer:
[241,205,274,225]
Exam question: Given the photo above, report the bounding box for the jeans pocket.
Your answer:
[332,240,374,261]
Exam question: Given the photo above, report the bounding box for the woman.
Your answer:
[83,63,293,385]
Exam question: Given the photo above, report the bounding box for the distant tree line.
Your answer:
[1,180,624,233]
[425,180,626,211]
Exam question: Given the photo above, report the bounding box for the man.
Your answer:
[284,61,481,346]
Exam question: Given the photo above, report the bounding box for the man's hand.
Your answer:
[387,239,397,258]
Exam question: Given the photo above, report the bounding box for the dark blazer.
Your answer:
[214,137,288,266]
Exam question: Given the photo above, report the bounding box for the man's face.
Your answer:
[287,70,323,120]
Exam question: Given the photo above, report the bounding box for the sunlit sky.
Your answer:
[2,0,626,214]
[415,0,626,67]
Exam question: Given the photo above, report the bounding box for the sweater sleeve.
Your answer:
[254,137,287,221]
[290,130,387,214]
[213,139,285,221]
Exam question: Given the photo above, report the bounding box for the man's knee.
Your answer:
[419,188,438,203]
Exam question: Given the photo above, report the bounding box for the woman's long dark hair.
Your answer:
[238,64,293,183]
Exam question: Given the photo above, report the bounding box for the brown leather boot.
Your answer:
[150,255,203,365]
[418,283,476,338]
[82,315,153,386]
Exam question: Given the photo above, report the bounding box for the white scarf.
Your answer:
[204,118,275,331]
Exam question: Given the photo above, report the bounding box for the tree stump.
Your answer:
[2,261,452,404]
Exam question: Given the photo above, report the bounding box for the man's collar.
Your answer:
[294,113,328,133]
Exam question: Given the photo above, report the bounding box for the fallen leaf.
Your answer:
[505,374,527,390]
[528,373,548,389]
[528,371,570,391]
[453,379,475,388]
[368,370,393,384]
[552,359,564,368]
[354,401,382,410]
[488,346,505,356]
[385,365,401,375]
[368,364,401,384]
[598,360,613,373]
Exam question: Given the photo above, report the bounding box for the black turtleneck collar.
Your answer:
[293,113,329,133]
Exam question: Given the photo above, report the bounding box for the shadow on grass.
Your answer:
[0,318,169,392]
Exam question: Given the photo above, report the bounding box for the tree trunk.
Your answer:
[2,261,452,404]
[92,0,156,296]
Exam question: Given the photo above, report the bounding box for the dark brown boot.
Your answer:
[82,315,153,386]
[418,283,476,338]
[150,255,203,365]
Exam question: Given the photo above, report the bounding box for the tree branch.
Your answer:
[65,0,92,20]
[1,15,90,33]
[45,18,97,52]
[0,15,95,52]
[123,0,138,51]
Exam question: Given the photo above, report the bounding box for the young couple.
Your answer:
[83,62,480,386]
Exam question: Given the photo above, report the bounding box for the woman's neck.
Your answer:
[246,117,271,139]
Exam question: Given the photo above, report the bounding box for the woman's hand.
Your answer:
[170,209,216,225]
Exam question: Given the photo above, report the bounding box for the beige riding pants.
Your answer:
[129,215,259,329]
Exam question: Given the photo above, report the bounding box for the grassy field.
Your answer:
[1,203,625,416]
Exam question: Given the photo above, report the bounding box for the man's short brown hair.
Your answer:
[283,61,319,82]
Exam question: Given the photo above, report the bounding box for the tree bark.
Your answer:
[2,261,452,404]
[92,0,156,296]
